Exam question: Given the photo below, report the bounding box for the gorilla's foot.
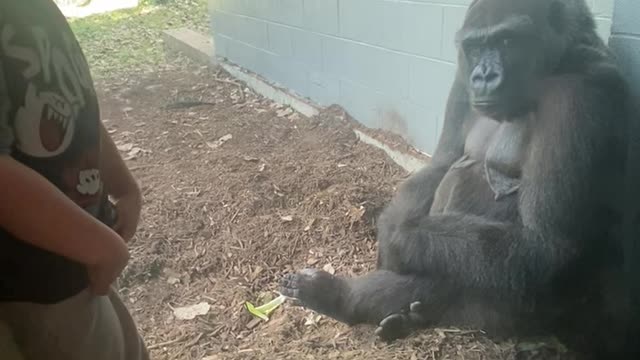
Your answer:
[375,301,426,342]
[280,269,347,320]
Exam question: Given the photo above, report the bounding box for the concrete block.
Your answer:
[264,0,304,28]
[611,0,640,35]
[408,57,457,113]
[302,0,339,35]
[323,37,410,98]
[290,29,323,71]
[609,36,640,96]
[338,79,440,154]
[441,6,467,62]
[225,38,264,74]
[232,15,269,51]
[592,0,614,17]
[210,10,234,36]
[270,59,311,97]
[213,33,230,58]
[267,23,293,57]
[339,0,443,58]
[403,101,440,154]
[163,28,216,66]
[308,71,339,106]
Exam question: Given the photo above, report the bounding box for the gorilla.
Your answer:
[281,0,638,357]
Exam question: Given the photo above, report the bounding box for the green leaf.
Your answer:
[244,294,286,321]
[244,301,269,321]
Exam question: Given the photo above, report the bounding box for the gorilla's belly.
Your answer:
[430,156,520,223]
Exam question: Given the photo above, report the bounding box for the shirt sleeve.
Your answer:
[0,59,14,155]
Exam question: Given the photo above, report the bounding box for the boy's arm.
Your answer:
[0,156,129,271]
[99,122,142,242]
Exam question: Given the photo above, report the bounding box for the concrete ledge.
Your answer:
[219,62,320,118]
[354,129,427,173]
[162,28,216,67]
[162,27,429,173]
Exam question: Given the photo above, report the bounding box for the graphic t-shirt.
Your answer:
[0,0,113,303]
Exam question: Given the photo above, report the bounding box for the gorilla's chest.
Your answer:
[464,116,530,200]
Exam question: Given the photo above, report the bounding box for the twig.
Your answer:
[164,101,217,110]
[147,335,188,350]
[184,332,204,348]
[214,76,245,102]
[129,164,158,171]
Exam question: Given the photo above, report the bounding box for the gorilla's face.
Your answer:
[456,0,568,120]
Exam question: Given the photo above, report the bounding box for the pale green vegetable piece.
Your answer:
[244,294,287,321]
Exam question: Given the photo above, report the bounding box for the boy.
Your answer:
[0,0,149,359]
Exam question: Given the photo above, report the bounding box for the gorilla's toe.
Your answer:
[375,301,426,342]
[375,313,411,341]
[279,269,336,309]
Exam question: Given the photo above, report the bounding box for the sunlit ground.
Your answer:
[65,0,209,79]
[57,0,140,18]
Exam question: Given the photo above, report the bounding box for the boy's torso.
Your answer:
[0,0,110,304]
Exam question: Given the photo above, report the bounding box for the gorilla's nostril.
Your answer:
[485,72,499,83]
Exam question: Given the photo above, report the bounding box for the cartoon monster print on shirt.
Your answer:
[1,21,104,215]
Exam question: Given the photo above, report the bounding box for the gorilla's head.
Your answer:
[456,0,594,120]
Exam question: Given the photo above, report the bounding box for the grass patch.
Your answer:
[68,0,209,79]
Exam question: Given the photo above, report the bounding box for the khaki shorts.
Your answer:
[0,287,148,360]
[0,320,24,360]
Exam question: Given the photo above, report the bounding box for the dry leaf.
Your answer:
[276,107,293,118]
[322,263,336,275]
[288,113,300,121]
[304,312,323,326]
[307,257,319,266]
[304,218,316,232]
[281,215,293,222]
[173,302,211,320]
[124,147,149,161]
[243,156,259,162]
[258,164,266,172]
[346,206,366,222]
[117,143,134,152]
[206,134,233,149]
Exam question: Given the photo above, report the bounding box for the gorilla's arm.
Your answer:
[376,76,468,242]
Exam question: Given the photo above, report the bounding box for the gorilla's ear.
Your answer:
[548,0,567,33]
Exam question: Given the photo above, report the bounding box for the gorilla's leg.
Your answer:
[280,269,447,340]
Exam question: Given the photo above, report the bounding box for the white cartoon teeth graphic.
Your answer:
[14,83,75,158]
[76,169,101,196]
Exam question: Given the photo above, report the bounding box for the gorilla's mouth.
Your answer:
[40,103,70,152]
[472,100,502,115]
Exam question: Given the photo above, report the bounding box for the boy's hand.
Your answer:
[112,190,142,243]
[87,237,130,296]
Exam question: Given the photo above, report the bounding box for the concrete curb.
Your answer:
[161,28,428,173]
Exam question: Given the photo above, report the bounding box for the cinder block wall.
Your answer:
[609,0,640,98]
[209,0,614,155]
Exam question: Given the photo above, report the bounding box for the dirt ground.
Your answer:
[97,59,547,360]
